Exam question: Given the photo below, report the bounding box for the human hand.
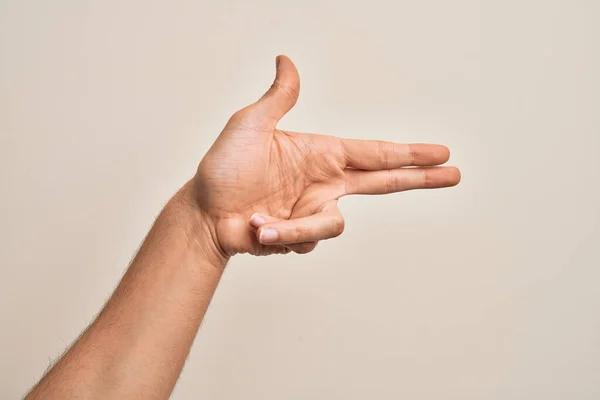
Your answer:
[192,56,460,258]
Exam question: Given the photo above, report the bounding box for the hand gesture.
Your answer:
[193,56,460,257]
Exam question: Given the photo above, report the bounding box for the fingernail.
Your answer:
[259,229,279,244]
[249,213,266,227]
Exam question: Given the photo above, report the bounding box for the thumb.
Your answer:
[250,202,344,246]
[255,55,300,123]
[248,212,319,255]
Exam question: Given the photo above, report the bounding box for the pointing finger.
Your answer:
[345,166,461,195]
[342,139,450,170]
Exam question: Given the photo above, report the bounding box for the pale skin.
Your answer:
[25,56,460,399]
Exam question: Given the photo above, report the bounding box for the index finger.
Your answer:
[342,139,450,170]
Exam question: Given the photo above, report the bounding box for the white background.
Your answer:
[1,0,599,398]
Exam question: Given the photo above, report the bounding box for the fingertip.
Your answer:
[448,166,461,186]
[276,54,293,67]
[255,55,300,122]
[249,213,266,228]
[258,228,279,244]
[439,145,451,163]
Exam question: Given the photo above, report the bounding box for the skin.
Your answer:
[25,56,460,399]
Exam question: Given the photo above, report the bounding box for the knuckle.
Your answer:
[378,141,391,169]
[271,82,299,101]
[293,242,317,254]
[385,170,395,193]
[386,170,406,193]
[406,143,416,165]
[293,225,312,242]
[330,216,345,237]
[422,169,431,188]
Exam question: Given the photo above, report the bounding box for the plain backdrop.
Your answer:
[1,0,599,398]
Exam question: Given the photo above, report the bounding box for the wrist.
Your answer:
[169,181,229,269]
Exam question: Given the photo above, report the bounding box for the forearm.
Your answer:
[24,54,460,399]
[26,182,228,400]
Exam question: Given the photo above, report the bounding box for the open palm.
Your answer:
[194,56,460,257]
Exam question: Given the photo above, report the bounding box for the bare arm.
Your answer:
[26,55,460,399]
[26,182,227,399]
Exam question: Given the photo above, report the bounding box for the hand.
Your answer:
[192,56,460,258]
